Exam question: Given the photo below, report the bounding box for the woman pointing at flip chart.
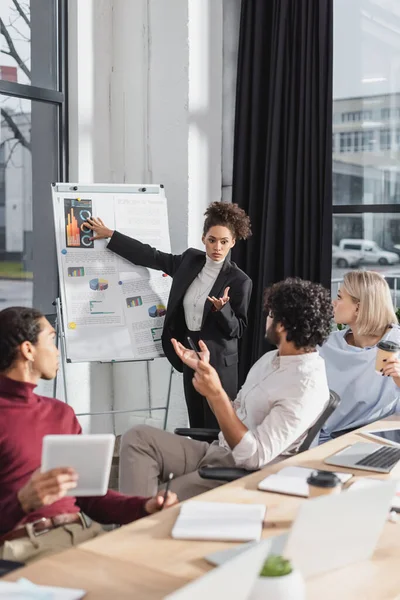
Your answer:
[86,202,252,430]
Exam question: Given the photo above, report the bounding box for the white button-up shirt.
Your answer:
[218,350,329,470]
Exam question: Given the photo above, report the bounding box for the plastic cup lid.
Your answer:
[306,470,341,488]
[377,340,400,352]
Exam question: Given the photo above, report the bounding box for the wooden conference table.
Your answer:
[5,417,400,599]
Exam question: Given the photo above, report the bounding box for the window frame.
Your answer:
[0,0,68,180]
[0,0,68,312]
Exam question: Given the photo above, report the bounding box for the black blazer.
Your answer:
[107,232,252,373]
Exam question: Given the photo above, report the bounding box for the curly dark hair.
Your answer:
[264,278,332,350]
[0,307,43,371]
[203,202,252,240]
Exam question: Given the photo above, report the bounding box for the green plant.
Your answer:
[259,555,293,578]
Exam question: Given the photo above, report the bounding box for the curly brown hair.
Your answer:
[203,202,252,240]
[264,278,332,350]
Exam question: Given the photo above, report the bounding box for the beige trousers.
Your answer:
[119,424,236,501]
[0,521,104,564]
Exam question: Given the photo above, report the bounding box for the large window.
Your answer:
[0,1,67,313]
[333,0,400,303]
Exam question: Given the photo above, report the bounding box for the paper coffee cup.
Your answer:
[375,340,400,373]
[307,470,341,498]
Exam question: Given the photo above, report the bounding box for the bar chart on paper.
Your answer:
[68,267,85,277]
[66,208,80,247]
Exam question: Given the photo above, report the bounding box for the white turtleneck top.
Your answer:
[183,255,225,331]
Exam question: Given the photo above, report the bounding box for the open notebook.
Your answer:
[171,502,266,542]
[258,466,353,497]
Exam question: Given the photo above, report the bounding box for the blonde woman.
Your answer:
[319,270,400,443]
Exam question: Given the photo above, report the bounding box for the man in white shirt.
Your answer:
[119,278,332,501]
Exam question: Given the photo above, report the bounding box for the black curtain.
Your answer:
[232,0,333,384]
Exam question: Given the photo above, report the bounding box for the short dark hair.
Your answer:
[203,202,252,240]
[0,307,44,371]
[264,278,332,350]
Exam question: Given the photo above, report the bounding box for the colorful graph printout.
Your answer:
[64,198,94,248]
[148,304,167,318]
[67,267,85,277]
[126,296,143,308]
[89,278,109,291]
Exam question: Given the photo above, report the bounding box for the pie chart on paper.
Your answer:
[89,278,109,291]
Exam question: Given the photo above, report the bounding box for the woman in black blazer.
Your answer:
[86,202,252,429]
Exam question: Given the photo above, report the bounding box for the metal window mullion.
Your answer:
[58,0,68,182]
[0,81,63,104]
[333,204,400,214]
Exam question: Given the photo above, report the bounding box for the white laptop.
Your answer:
[324,441,400,473]
[41,434,115,496]
[206,481,397,577]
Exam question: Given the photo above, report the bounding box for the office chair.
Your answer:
[173,427,220,443]
[330,425,361,439]
[175,390,341,483]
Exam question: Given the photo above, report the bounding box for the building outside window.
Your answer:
[0,0,67,313]
[333,0,400,306]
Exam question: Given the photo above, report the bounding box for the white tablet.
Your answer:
[41,434,115,496]
[360,427,400,448]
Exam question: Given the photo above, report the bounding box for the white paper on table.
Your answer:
[0,577,85,599]
[164,539,271,600]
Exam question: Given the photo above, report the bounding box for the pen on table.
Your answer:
[161,472,174,510]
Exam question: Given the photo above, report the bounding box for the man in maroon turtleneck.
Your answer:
[0,307,177,564]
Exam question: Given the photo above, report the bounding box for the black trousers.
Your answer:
[182,331,238,429]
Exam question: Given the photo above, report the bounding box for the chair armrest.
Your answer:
[174,428,220,442]
[198,466,257,482]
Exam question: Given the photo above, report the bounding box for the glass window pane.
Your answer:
[0,95,59,310]
[333,0,400,205]
[0,0,58,89]
[332,213,400,305]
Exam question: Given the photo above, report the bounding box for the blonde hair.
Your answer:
[342,270,397,336]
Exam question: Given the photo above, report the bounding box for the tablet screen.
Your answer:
[368,429,400,445]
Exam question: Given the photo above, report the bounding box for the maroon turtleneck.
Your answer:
[0,376,149,535]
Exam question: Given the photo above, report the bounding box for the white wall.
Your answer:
[66,0,226,434]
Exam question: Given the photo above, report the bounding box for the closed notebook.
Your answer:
[171,502,266,542]
[257,466,353,497]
